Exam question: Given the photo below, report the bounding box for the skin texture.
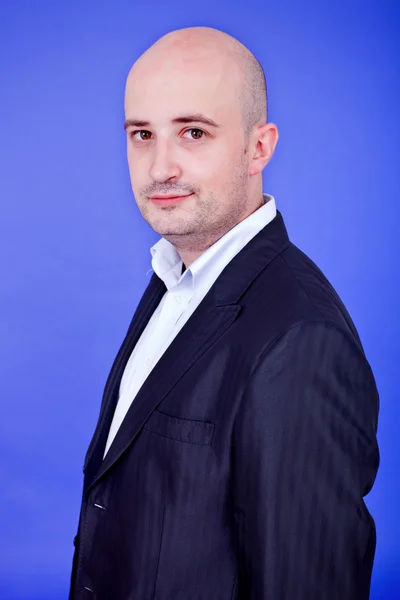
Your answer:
[124,26,279,267]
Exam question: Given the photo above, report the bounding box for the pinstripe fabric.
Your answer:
[233,322,378,599]
[70,212,379,600]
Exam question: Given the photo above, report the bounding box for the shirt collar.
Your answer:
[149,193,277,292]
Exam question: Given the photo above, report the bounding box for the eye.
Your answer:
[183,128,205,140]
[130,130,152,141]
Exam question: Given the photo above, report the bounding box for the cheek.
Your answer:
[189,146,232,183]
[204,150,240,189]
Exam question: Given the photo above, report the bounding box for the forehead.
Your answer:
[125,53,242,124]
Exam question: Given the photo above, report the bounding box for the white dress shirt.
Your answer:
[103,194,277,456]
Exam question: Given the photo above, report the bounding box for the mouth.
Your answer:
[149,193,194,206]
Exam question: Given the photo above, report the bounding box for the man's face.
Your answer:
[124,51,253,251]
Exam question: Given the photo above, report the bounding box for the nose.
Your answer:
[149,137,182,183]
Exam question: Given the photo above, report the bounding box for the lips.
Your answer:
[150,193,192,200]
[150,193,193,206]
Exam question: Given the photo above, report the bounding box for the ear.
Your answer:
[248,123,279,176]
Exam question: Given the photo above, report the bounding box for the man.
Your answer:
[70,26,379,600]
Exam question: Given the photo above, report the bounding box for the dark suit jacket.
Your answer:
[69,211,379,600]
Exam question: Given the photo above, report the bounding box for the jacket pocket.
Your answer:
[144,409,214,446]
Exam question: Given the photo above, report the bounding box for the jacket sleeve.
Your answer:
[231,321,379,600]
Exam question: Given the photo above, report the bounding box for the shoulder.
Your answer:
[244,241,364,352]
[238,320,379,451]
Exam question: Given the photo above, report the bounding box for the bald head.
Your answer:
[127,26,267,139]
[124,26,278,263]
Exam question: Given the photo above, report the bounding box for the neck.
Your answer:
[174,192,265,268]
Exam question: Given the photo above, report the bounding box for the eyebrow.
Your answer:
[124,114,221,130]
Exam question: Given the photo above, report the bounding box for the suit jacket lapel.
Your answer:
[83,273,166,487]
[85,211,290,493]
[86,297,241,492]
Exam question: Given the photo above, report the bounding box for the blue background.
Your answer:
[0,1,398,598]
